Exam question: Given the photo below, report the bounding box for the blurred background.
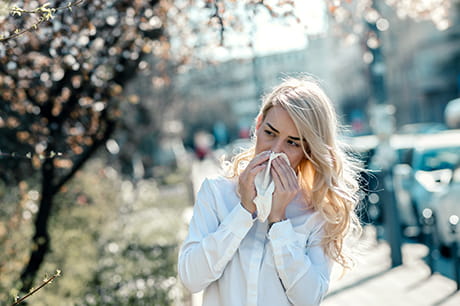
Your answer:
[1,0,460,305]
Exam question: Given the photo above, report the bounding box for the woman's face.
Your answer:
[255,105,306,169]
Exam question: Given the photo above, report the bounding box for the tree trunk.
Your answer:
[19,118,116,293]
[20,158,55,292]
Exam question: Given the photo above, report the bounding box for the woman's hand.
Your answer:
[238,151,270,214]
[269,156,300,222]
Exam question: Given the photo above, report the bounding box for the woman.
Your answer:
[178,77,363,306]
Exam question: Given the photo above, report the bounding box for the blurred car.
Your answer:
[393,130,460,234]
[430,166,460,255]
[347,133,419,228]
[390,133,426,232]
[397,122,448,135]
[345,134,380,224]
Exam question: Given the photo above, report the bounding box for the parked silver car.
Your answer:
[393,130,460,235]
[429,167,460,253]
[347,133,419,226]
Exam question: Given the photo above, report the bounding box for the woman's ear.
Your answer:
[255,114,263,131]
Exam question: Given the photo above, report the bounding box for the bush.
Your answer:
[0,178,37,302]
[2,158,192,305]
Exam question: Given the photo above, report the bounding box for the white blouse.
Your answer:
[178,177,332,306]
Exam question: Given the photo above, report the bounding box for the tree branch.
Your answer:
[0,0,86,42]
[210,0,225,45]
[12,270,61,306]
[52,112,116,193]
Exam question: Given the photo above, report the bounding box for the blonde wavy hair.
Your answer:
[226,76,363,269]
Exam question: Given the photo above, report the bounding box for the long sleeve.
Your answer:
[178,178,254,293]
[268,219,332,306]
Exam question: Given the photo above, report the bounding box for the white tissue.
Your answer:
[253,152,290,222]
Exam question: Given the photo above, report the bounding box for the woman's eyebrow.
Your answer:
[289,136,301,141]
[266,122,302,141]
[266,122,279,133]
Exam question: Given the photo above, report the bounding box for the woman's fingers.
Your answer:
[251,150,271,167]
[269,157,300,220]
[240,151,269,182]
[271,161,281,181]
[238,151,271,213]
[272,157,298,190]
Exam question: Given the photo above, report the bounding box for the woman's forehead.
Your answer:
[264,106,300,136]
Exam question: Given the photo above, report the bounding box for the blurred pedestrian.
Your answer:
[178,76,363,306]
[194,131,214,160]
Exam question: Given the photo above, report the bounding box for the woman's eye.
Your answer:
[288,140,300,147]
[264,130,274,136]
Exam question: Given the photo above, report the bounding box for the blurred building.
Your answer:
[378,1,460,126]
[176,2,460,144]
[304,34,371,135]
[301,2,460,133]
[176,49,309,145]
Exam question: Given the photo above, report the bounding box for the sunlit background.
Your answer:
[1,0,460,305]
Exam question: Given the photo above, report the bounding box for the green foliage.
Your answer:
[1,158,191,305]
[0,178,37,302]
[84,244,179,305]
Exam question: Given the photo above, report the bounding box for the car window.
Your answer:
[415,147,460,171]
[397,148,413,164]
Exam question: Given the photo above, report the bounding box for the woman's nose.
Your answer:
[271,140,283,153]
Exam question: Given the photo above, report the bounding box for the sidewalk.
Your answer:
[323,227,460,306]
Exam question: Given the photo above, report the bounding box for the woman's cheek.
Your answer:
[290,151,305,168]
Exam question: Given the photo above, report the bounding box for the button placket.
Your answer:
[246,221,267,306]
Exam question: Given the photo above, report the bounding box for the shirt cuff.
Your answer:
[240,202,258,220]
[267,219,298,245]
[220,202,255,239]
